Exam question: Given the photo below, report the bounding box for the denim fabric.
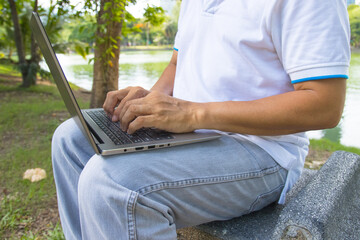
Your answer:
[52,118,287,240]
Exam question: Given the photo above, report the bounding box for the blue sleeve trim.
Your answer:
[173,47,179,51]
[291,75,348,84]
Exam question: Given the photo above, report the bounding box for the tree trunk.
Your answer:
[146,24,150,46]
[8,46,13,60]
[90,0,124,108]
[8,0,28,86]
[28,0,40,86]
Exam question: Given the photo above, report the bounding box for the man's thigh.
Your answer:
[83,135,287,228]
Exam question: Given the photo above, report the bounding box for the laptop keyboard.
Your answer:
[86,110,174,145]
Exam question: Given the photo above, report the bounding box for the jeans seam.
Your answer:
[237,140,268,170]
[136,165,281,196]
[127,191,138,240]
[247,183,285,214]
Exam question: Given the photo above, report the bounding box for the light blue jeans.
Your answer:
[52,118,287,240]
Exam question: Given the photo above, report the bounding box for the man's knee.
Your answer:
[52,118,94,171]
[52,118,80,147]
[77,155,133,209]
[78,156,102,206]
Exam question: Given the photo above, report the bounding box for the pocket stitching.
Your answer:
[247,184,285,213]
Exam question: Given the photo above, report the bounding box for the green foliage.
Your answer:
[41,222,65,240]
[0,62,20,76]
[67,15,97,45]
[1,193,65,239]
[0,194,32,236]
[0,0,82,87]
[0,0,74,52]
[144,5,165,26]
[1,0,178,61]
[310,138,360,155]
[348,5,360,47]
[73,40,91,60]
[122,2,179,47]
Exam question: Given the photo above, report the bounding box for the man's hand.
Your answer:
[116,91,199,134]
[103,87,199,134]
[103,86,150,122]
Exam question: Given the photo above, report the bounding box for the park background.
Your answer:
[1,0,360,239]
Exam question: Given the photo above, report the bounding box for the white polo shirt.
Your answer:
[173,0,350,204]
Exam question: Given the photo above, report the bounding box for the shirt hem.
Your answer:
[291,74,348,84]
[289,65,349,81]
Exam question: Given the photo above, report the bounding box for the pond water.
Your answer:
[48,51,360,148]
[55,51,172,91]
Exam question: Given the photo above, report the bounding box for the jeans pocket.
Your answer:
[203,0,225,14]
[248,184,284,213]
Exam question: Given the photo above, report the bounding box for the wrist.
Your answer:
[150,85,173,96]
[189,102,208,130]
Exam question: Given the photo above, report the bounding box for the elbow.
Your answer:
[324,116,341,129]
[294,77,346,131]
[317,107,344,130]
[328,111,343,129]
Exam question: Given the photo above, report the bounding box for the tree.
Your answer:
[2,0,165,106]
[143,5,165,46]
[90,0,133,108]
[7,0,28,86]
[89,0,166,108]
[68,15,97,46]
[6,0,42,87]
[120,2,180,47]
[1,0,73,87]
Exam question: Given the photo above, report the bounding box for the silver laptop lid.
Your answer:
[30,12,100,154]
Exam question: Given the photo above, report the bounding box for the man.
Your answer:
[52,0,350,239]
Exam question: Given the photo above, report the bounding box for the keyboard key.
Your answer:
[86,110,173,145]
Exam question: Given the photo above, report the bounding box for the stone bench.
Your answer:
[196,151,360,239]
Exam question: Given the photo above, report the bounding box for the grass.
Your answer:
[0,86,66,239]
[310,138,360,155]
[305,138,360,169]
[0,63,21,77]
[0,63,87,239]
[0,193,65,240]
[0,63,359,238]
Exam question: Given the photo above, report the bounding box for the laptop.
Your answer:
[30,12,220,156]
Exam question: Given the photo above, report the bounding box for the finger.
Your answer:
[102,91,117,114]
[120,104,153,131]
[118,97,145,122]
[112,95,134,122]
[103,89,130,115]
[127,115,156,134]
[118,87,148,110]
[113,87,149,121]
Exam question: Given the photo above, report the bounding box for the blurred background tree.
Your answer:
[0,0,78,87]
[0,0,181,106]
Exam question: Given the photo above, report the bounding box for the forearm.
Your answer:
[150,50,177,95]
[193,97,332,136]
[115,78,346,135]
[150,62,175,95]
[192,79,346,136]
